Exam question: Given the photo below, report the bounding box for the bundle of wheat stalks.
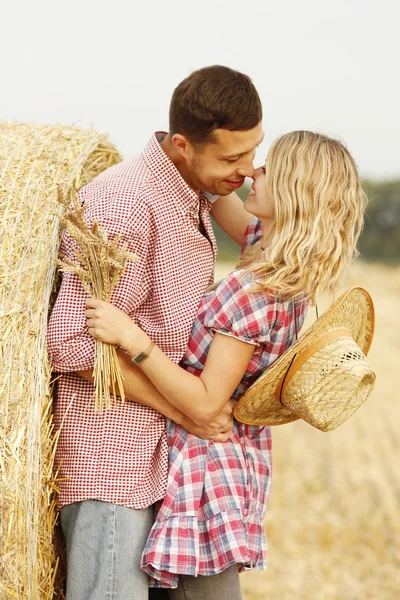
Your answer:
[0,121,121,599]
[59,196,137,412]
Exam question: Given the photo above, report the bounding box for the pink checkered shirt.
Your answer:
[47,133,217,509]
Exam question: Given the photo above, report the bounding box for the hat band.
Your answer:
[275,328,352,404]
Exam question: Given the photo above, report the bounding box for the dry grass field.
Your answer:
[215,260,400,600]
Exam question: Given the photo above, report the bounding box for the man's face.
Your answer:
[185,122,264,196]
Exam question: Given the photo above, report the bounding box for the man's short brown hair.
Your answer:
[169,65,262,146]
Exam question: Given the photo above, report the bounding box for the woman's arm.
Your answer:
[85,299,256,426]
[210,192,253,245]
[135,333,254,425]
[77,352,234,442]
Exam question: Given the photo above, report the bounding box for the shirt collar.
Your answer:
[203,191,219,203]
[142,132,202,214]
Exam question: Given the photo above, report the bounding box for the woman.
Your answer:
[85,131,367,599]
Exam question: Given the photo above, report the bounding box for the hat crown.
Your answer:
[281,334,376,431]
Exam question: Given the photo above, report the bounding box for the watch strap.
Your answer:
[131,341,155,365]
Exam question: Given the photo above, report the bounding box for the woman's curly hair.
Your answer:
[239,130,368,304]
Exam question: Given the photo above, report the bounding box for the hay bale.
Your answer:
[0,122,122,599]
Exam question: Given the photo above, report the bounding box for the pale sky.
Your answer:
[2,0,399,179]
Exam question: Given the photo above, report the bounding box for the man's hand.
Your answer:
[181,399,235,442]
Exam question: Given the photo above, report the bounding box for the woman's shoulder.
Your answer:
[214,269,253,294]
[213,270,308,316]
[212,269,270,309]
[204,269,309,344]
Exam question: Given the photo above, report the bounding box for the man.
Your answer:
[48,65,263,600]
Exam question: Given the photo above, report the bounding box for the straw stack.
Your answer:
[0,122,122,599]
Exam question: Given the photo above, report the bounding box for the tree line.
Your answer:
[360,180,400,262]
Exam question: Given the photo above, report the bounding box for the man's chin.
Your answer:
[202,182,243,197]
[213,184,241,196]
[214,189,232,197]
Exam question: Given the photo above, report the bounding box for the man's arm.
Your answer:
[49,192,232,440]
[47,192,153,374]
[210,192,253,245]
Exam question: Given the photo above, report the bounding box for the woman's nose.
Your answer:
[253,166,265,179]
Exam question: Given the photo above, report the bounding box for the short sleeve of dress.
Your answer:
[241,217,263,258]
[203,271,273,347]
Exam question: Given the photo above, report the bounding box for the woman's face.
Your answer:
[243,165,274,222]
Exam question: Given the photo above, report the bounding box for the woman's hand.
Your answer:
[85,298,149,352]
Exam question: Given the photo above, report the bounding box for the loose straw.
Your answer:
[0,121,121,599]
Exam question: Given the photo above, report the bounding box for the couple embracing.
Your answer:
[48,65,367,600]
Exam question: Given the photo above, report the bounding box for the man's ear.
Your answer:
[171,134,193,159]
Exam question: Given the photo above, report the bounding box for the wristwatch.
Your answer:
[131,341,155,365]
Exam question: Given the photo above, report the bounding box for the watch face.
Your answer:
[133,351,147,364]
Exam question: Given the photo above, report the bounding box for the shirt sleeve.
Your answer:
[47,191,155,373]
[203,272,273,347]
[240,217,263,257]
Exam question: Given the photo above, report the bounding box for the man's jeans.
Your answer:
[61,500,154,600]
[61,500,243,600]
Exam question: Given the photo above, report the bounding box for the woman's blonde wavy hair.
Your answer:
[239,130,368,304]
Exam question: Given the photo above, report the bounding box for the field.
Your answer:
[215,261,400,600]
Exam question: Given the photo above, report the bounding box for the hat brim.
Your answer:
[233,287,375,426]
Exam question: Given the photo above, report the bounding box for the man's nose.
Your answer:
[237,156,255,179]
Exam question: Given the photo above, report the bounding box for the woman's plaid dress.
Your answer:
[141,218,308,588]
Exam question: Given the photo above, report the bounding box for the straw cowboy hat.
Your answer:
[234,287,376,432]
